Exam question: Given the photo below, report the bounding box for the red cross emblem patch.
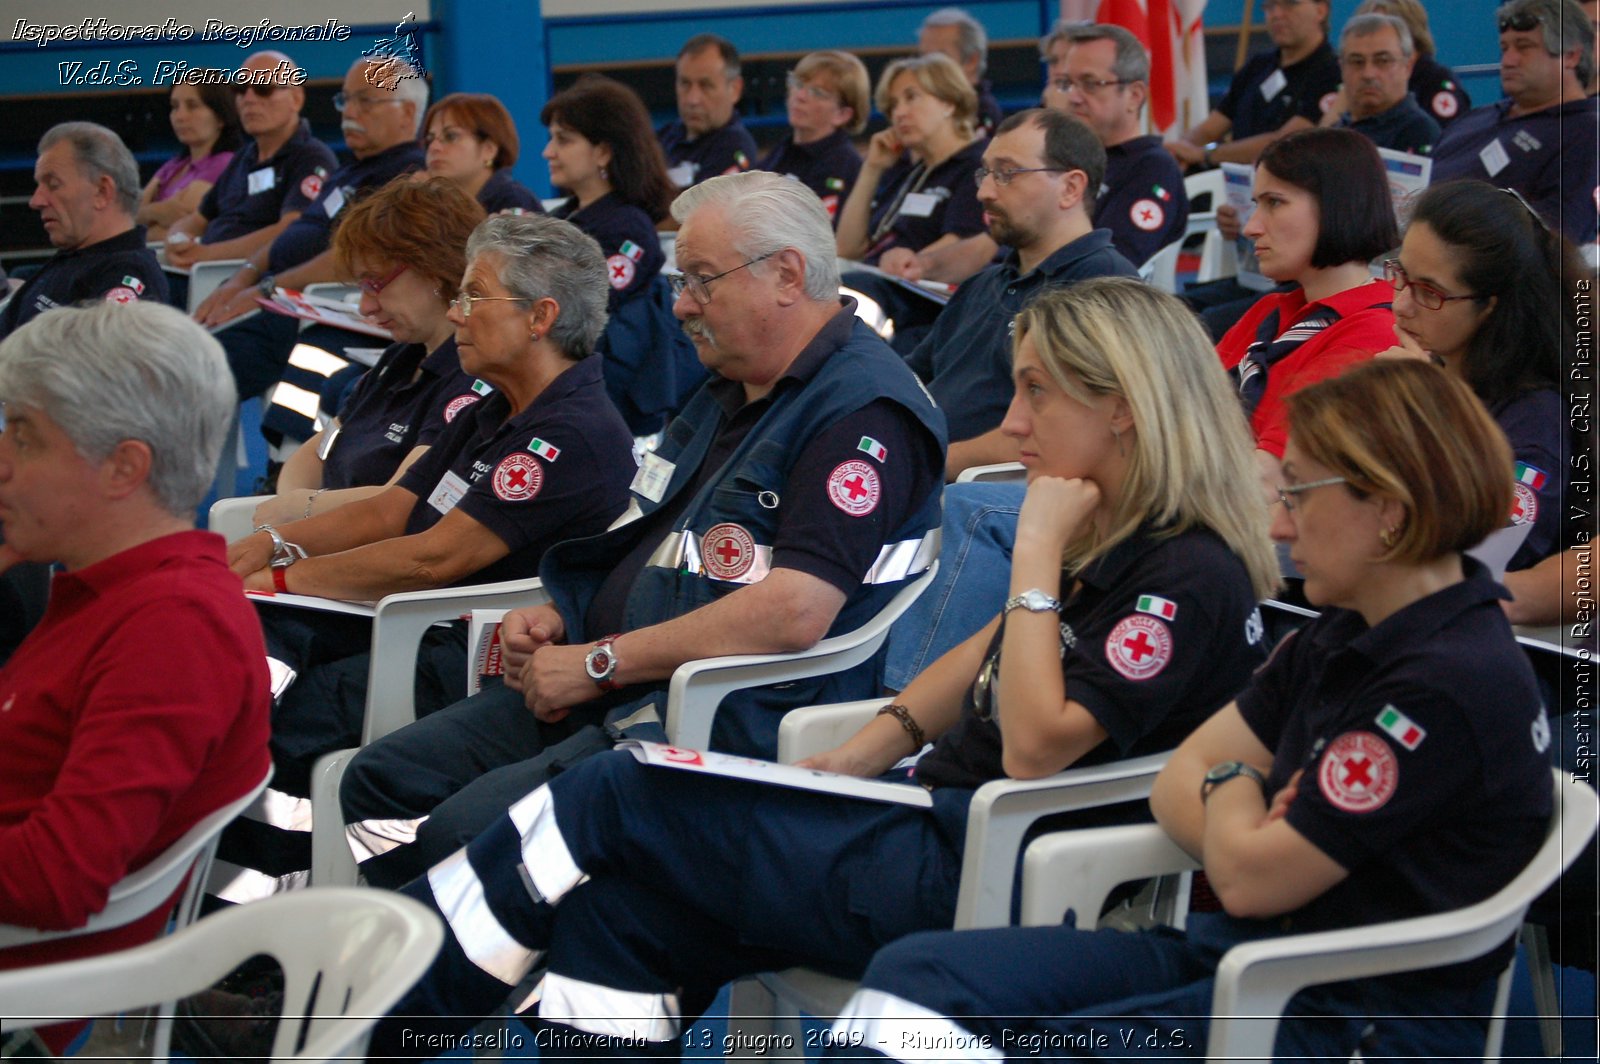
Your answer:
[1318,731,1398,813]
[1130,198,1164,232]
[827,460,881,516]
[443,394,479,423]
[301,173,324,200]
[491,453,544,502]
[1104,615,1172,681]
[1510,482,1538,526]
[103,286,139,304]
[607,254,636,291]
[702,522,756,580]
[1431,91,1458,120]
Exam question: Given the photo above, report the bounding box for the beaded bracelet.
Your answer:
[876,703,926,751]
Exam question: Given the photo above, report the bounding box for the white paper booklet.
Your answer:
[618,739,933,808]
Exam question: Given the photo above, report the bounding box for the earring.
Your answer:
[1379,527,1398,548]
[530,330,542,342]
[599,165,609,182]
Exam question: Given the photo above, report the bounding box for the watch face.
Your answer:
[586,649,614,679]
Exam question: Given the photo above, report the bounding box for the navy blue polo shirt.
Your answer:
[917,523,1266,789]
[321,336,478,491]
[974,78,1004,138]
[582,303,944,639]
[1219,42,1342,138]
[267,141,426,274]
[1411,54,1471,127]
[1095,134,1189,267]
[1431,96,1599,244]
[1238,559,1551,987]
[199,120,337,244]
[1338,93,1441,155]
[864,137,988,264]
[906,229,1137,441]
[756,129,863,223]
[478,169,544,215]
[396,355,633,586]
[658,116,758,189]
[0,226,168,339]
[551,193,664,312]
[1490,387,1566,572]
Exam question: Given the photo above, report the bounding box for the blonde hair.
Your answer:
[1014,279,1280,600]
[874,53,977,140]
[795,50,872,136]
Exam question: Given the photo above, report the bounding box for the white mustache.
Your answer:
[681,317,715,344]
[341,119,367,135]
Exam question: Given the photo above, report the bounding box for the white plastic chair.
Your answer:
[953,462,1025,484]
[184,258,248,315]
[1138,238,1186,294]
[1019,770,1598,1063]
[723,698,1172,1057]
[0,888,443,1064]
[208,494,266,541]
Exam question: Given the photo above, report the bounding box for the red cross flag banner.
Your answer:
[1091,0,1210,137]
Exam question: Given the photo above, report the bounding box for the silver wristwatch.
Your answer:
[1002,588,1062,615]
[253,524,307,568]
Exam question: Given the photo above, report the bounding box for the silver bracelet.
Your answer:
[303,487,327,519]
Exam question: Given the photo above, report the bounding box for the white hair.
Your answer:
[671,172,840,302]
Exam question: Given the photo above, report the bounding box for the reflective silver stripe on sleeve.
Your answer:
[539,971,682,1043]
[832,988,1001,1062]
[647,530,936,586]
[426,847,541,986]
[860,532,939,585]
[347,815,427,863]
[209,861,310,904]
[239,787,314,833]
[506,785,586,905]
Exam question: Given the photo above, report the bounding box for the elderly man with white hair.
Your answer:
[0,301,270,1052]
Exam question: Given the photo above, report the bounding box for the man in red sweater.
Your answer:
[0,300,272,1050]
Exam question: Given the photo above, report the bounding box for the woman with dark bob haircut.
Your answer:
[1381,180,1586,572]
[1215,126,1399,493]
[824,358,1552,1063]
[539,75,702,436]
[421,92,543,214]
[136,72,242,240]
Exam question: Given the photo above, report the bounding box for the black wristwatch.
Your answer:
[1200,761,1268,803]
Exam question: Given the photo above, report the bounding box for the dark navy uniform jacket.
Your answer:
[396,355,634,587]
[906,229,1137,442]
[1338,93,1441,155]
[1431,96,1599,244]
[1491,387,1566,573]
[1096,134,1189,267]
[974,78,1004,138]
[477,169,544,215]
[0,226,168,339]
[267,141,426,274]
[322,337,478,491]
[1411,54,1471,127]
[864,138,988,264]
[756,129,863,223]
[658,115,758,188]
[550,193,663,311]
[920,524,1266,789]
[1219,42,1342,139]
[199,120,337,243]
[1238,559,1551,988]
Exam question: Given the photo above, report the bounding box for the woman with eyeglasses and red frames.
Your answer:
[1379,180,1585,574]
[219,209,634,900]
[135,72,241,242]
[421,92,543,216]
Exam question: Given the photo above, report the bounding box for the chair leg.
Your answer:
[724,978,778,1061]
[1520,922,1562,1058]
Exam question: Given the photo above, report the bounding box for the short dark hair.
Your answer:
[175,73,243,154]
[678,33,741,78]
[1257,127,1397,269]
[541,75,676,223]
[997,108,1107,195]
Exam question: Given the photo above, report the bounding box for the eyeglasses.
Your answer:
[358,264,408,296]
[232,83,281,98]
[974,165,1069,187]
[785,73,840,104]
[424,128,478,149]
[1340,52,1404,71]
[1047,75,1129,96]
[1499,186,1552,232]
[1383,259,1483,311]
[1498,11,1544,33]
[1275,476,1347,512]
[334,91,406,112]
[668,251,776,304]
[449,292,529,318]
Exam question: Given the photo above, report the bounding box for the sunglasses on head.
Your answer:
[1498,12,1544,33]
[232,83,281,98]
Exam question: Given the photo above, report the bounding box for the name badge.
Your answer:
[1259,69,1288,102]
[666,162,697,188]
[247,167,276,194]
[898,192,940,219]
[1479,138,1511,177]
[630,451,675,504]
[428,470,470,515]
[323,186,348,218]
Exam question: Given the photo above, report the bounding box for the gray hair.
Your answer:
[0,302,234,517]
[671,171,840,302]
[1050,21,1152,83]
[1341,13,1415,57]
[38,122,139,216]
[465,213,609,360]
[354,57,430,134]
[921,7,988,77]
[1498,0,1595,88]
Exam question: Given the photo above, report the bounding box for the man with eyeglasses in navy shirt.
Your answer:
[1317,14,1440,156]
